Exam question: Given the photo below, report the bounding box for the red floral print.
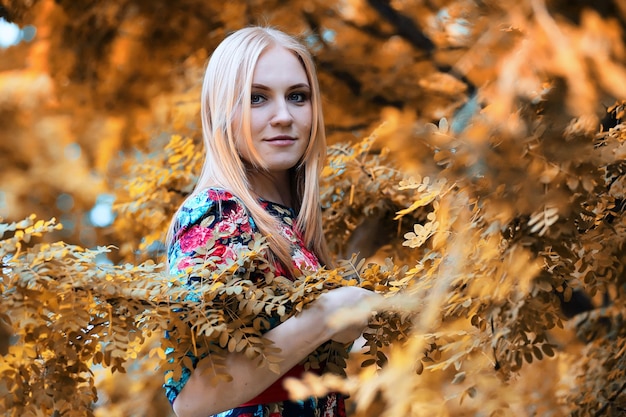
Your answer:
[208,188,233,201]
[179,225,213,252]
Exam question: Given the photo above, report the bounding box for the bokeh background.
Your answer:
[1,0,626,416]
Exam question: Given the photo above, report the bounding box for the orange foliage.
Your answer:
[1,0,626,416]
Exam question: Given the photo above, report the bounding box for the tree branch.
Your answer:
[366,0,435,52]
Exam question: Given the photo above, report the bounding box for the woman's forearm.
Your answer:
[172,299,330,417]
[172,286,376,417]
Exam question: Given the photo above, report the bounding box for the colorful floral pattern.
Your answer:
[212,393,346,417]
[165,188,346,417]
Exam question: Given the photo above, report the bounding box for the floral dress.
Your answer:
[165,188,347,417]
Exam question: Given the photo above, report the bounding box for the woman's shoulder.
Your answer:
[175,187,245,229]
[169,187,257,271]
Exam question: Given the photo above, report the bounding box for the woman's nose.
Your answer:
[270,99,293,126]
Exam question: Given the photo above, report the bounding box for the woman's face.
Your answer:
[237,45,312,174]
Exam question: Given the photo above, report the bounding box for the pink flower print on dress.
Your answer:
[323,393,338,417]
[176,256,194,271]
[292,249,320,271]
[280,224,296,242]
[239,218,253,234]
[209,242,236,262]
[179,225,214,252]
[207,188,233,201]
[303,248,320,267]
[216,219,237,237]
[274,261,289,279]
[294,226,306,242]
[224,204,249,227]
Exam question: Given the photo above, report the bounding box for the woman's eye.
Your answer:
[251,94,266,104]
[288,92,308,103]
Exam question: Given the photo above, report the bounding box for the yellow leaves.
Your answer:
[402,213,439,248]
[395,176,448,221]
[538,163,561,184]
[5,1,625,415]
[419,72,468,96]
[0,215,64,261]
[528,205,559,236]
[4,99,626,417]
[112,134,203,261]
[0,213,172,415]
[165,134,199,171]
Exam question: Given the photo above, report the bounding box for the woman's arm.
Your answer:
[172,286,376,417]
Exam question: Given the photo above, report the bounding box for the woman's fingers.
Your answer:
[317,286,381,343]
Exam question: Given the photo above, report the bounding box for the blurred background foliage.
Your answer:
[1,0,626,416]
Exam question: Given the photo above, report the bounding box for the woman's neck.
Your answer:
[248,170,293,207]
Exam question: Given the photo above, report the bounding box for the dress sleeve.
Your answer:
[163,188,257,404]
[168,188,258,278]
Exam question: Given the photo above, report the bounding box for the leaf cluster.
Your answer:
[112,134,202,262]
[0,215,163,416]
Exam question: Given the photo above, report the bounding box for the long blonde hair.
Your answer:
[167,26,331,273]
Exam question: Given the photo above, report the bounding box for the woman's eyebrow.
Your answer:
[251,83,310,90]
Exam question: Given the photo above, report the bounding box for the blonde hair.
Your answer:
[168,26,331,273]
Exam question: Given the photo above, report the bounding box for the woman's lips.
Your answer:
[264,135,296,145]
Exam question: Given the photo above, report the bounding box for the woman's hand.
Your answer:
[315,286,380,344]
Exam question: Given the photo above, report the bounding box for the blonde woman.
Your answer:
[165,27,375,417]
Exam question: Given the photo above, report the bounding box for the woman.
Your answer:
[165,26,375,417]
